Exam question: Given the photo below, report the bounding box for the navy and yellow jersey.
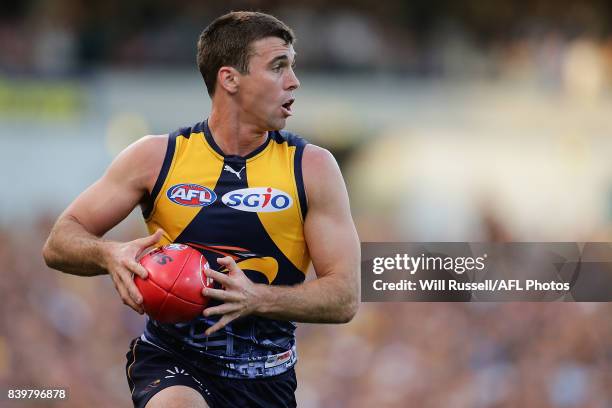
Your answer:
[142,119,310,376]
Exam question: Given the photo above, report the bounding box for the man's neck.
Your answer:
[208,109,269,157]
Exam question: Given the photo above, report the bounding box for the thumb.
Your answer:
[136,229,164,250]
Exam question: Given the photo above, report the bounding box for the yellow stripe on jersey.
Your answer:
[146,132,224,243]
[247,141,310,275]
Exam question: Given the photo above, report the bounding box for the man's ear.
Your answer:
[217,66,241,94]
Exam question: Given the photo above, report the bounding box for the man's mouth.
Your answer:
[281,99,295,115]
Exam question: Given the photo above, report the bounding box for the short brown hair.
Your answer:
[197,11,295,96]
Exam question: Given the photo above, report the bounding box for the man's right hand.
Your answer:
[103,229,164,314]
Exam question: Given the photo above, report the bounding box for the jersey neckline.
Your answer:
[202,119,273,160]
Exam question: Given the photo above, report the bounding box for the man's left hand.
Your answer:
[202,256,263,336]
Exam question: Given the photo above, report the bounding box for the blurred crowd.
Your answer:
[1,217,611,407]
[2,0,612,94]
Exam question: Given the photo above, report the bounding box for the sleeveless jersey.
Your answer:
[141,119,310,377]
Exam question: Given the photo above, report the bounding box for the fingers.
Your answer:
[203,303,241,318]
[202,287,240,302]
[104,234,163,315]
[125,258,149,279]
[117,261,144,305]
[120,271,144,310]
[217,256,240,275]
[205,311,240,336]
[200,257,253,336]
[111,269,144,314]
[205,269,231,287]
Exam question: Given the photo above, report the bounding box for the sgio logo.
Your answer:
[222,187,293,213]
[167,184,216,207]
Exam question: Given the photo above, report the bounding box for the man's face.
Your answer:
[236,36,300,131]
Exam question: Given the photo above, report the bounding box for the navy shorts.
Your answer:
[125,337,298,408]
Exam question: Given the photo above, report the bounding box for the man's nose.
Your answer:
[286,68,300,91]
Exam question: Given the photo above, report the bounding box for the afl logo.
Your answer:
[164,243,188,251]
[167,184,217,207]
[222,187,293,213]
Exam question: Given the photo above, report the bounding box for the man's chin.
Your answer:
[269,118,288,131]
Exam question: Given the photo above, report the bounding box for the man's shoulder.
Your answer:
[125,134,169,160]
[138,134,169,147]
[271,130,335,170]
[302,144,336,172]
[109,134,169,191]
[299,141,344,210]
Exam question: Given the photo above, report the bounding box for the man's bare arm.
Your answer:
[202,145,360,333]
[43,135,167,311]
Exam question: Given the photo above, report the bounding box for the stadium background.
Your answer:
[2,0,612,406]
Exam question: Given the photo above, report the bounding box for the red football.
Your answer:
[135,244,213,323]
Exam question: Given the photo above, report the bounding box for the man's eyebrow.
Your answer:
[269,53,297,65]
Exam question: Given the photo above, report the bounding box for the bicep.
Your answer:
[303,147,360,281]
[62,171,144,237]
[60,135,166,236]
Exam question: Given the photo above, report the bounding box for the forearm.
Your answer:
[253,274,359,323]
[43,215,111,276]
